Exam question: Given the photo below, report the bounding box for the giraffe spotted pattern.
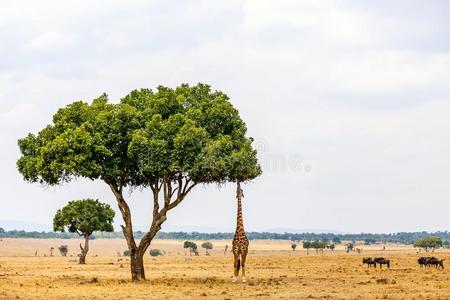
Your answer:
[232,182,249,283]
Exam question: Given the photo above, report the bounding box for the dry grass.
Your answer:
[0,239,449,299]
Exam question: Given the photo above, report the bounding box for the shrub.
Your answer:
[123,250,130,257]
[149,249,163,257]
[58,245,69,256]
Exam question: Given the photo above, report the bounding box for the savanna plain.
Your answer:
[0,239,449,299]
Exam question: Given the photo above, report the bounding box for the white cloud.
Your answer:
[243,0,380,46]
[0,103,40,129]
[24,30,75,51]
[329,50,450,93]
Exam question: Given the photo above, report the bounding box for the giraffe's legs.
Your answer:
[232,251,239,282]
[241,250,248,283]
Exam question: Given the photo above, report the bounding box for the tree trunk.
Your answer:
[79,233,89,264]
[130,249,145,280]
[107,178,197,281]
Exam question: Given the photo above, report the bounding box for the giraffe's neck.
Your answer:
[235,182,245,234]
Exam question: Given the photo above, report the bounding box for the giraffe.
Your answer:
[232,182,249,283]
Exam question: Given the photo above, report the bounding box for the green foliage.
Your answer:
[17,83,261,189]
[0,227,4,234]
[184,240,198,255]
[53,199,115,236]
[310,240,328,250]
[184,240,197,250]
[302,241,311,249]
[443,240,450,249]
[346,242,354,252]
[331,237,341,244]
[149,249,163,257]
[58,245,69,256]
[201,241,213,250]
[328,244,335,250]
[413,236,443,252]
[123,250,130,256]
[364,238,377,245]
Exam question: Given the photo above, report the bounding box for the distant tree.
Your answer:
[291,243,297,251]
[53,199,115,264]
[311,240,327,254]
[224,245,228,255]
[49,247,55,257]
[149,249,163,257]
[328,244,335,251]
[303,241,312,255]
[201,242,213,255]
[414,236,443,252]
[443,240,450,249]
[364,238,376,245]
[58,245,69,256]
[0,227,4,234]
[123,250,130,257]
[184,241,198,256]
[332,237,341,244]
[346,242,354,253]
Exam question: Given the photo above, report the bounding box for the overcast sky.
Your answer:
[1,0,449,233]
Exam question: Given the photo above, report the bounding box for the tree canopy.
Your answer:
[413,236,443,252]
[17,84,261,188]
[201,241,213,250]
[53,199,115,236]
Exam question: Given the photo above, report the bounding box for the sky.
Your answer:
[1,0,450,233]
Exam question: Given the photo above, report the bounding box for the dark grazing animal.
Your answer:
[427,257,444,269]
[373,257,390,268]
[418,257,445,269]
[418,257,428,268]
[362,257,376,268]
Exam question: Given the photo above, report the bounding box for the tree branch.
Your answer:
[168,181,198,210]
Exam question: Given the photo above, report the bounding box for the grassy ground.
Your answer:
[0,239,449,299]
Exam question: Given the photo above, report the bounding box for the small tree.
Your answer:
[328,244,335,251]
[303,241,312,255]
[49,247,55,257]
[443,240,450,249]
[291,243,297,251]
[311,240,327,254]
[184,241,198,256]
[53,199,115,264]
[149,249,163,257]
[201,242,213,255]
[414,236,443,252]
[346,242,354,253]
[58,245,69,256]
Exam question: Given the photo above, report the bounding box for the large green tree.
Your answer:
[17,83,261,280]
[53,199,114,264]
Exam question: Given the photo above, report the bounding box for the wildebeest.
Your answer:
[418,257,428,268]
[362,257,376,268]
[427,257,444,269]
[418,256,445,269]
[373,257,390,268]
